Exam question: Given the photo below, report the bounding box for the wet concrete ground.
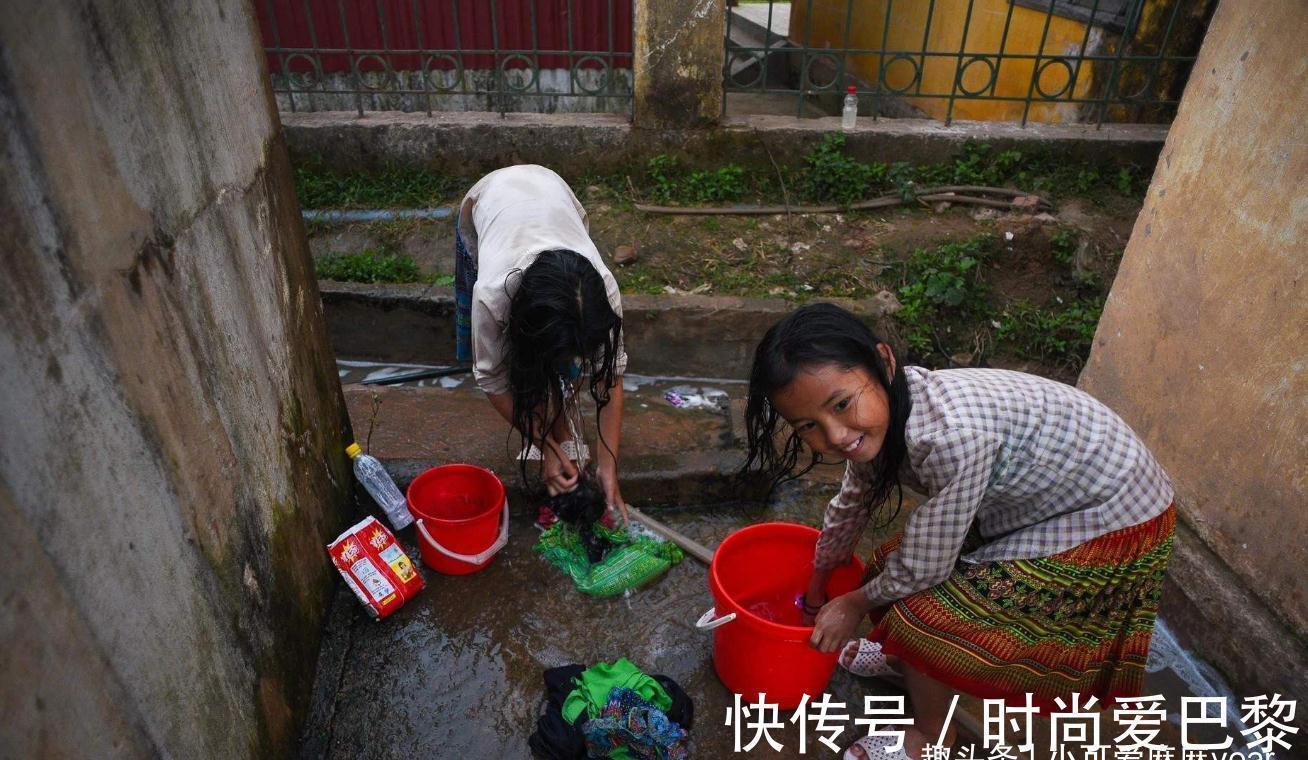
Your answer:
[303,363,1250,758]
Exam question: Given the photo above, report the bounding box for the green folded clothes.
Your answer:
[561,658,672,726]
[535,522,684,597]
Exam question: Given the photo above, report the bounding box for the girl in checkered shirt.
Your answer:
[743,303,1175,760]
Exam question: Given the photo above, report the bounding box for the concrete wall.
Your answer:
[319,284,898,380]
[1078,0,1308,717]
[0,1,352,757]
[282,110,1168,179]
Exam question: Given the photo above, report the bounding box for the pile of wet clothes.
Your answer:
[529,658,694,759]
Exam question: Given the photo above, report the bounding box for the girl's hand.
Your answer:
[542,440,579,495]
[596,463,628,525]
[809,590,875,652]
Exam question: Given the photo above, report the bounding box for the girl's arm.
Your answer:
[802,463,873,624]
[596,380,627,523]
[810,430,998,651]
[486,391,579,495]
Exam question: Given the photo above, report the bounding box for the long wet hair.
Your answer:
[504,249,622,486]
[742,302,912,524]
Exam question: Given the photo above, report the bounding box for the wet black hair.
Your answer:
[504,249,622,487]
[742,302,912,525]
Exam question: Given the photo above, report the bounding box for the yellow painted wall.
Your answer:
[790,0,1104,122]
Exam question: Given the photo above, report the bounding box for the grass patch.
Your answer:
[633,134,1147,209]
[314,249,449,285]
[994,299,1103,372]
[647,155,748,205]
[894,235,999,358]
[295,163,459,209]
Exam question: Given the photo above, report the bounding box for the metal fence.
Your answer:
[258,0,634,115]
[724,0,1213,126]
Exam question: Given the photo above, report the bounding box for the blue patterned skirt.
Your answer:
[454,219,476,363]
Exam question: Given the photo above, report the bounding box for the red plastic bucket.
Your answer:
[698,522,866,710]
[407,464,508,575]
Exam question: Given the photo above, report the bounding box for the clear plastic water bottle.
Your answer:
[346,443,414,531]
[842,85,858,131]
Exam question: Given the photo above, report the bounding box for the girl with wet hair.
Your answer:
[456,165,628,524]
[743,303,1175,760]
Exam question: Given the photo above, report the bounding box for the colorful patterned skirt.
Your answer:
[865,505,1175,711]
[454,219,476,363]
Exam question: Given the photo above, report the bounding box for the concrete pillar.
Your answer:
[633,0,726,128]
[0,1,352,756]
[1077,0,1307,725]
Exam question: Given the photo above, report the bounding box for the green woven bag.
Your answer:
[535,523,684,596]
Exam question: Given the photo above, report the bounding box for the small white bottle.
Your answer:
[841,85,858,131]
[346,443,414,531]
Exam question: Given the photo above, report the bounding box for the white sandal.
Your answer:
[839,638,903,681]
[844,733,913,760]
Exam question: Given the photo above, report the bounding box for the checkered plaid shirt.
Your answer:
[814,366,1173,608]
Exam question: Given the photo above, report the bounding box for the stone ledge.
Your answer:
[283,111,1168,176]
[320,282,895,379]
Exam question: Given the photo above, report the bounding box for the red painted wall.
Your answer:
[256,0,633,73]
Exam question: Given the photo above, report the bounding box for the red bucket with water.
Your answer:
[407,464,508,575]
[697,522,866,710]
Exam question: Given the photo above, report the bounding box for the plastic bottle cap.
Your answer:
[847,85,857,94]
[346,443,362,458]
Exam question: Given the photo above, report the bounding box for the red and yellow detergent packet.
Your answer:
[328,516,424,619]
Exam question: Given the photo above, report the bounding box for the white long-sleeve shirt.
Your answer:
[457,165,627,395]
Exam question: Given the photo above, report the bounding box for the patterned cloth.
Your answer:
[454,218,476,363]
[814,367,1173,608]
[582,687,689,760]
[864,505,1175,710]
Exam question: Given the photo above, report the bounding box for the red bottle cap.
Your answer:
[847,85,857,94]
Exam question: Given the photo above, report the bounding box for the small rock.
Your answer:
[835,214,845,223]
[870,290,902,316]
[933,201,953,213]
[789,242,811,255]
[613,244,638,265]
[1032,212,1058,225]
[799,283,814,292]
[1004,231,1015,242]
[971,208,999,222]
[732,237,748,251]
[950,352,975,367]
[1012,195,1043,211]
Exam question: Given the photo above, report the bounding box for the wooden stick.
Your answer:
[625,505,716,565]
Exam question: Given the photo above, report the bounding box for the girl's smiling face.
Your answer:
[769,348,895,464]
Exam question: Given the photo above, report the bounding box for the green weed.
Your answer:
[646,155,747,204]
[801,133,886,204]
[295,163,458,209]
[314,249,428,283]
[1050,227,1078,266]
[994,299,1103,371]
[895,235,998,356]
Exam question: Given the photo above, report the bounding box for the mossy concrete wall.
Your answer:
[281,111,1168,179]
[319,284,898,380]
[1078,0,1308,719]
[0,1,352,756]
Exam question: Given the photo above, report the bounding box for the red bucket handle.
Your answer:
[415,500,509,566]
